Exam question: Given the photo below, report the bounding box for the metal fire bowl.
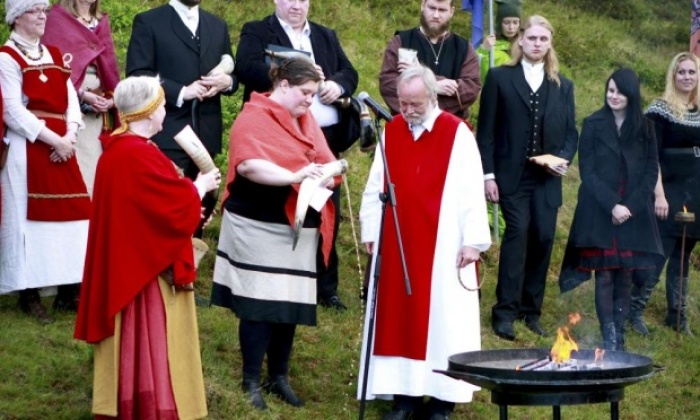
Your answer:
[437,348,655,397]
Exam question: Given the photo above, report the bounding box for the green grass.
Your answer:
[1,0,698,418]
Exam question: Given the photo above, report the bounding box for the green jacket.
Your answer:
[476,39,512,83]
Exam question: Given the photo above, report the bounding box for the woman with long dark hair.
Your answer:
[559,68,663,350]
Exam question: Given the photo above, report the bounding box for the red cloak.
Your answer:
[74,134,202,343]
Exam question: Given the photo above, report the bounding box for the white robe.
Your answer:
[357,108,491,402]
[0,36,88,294]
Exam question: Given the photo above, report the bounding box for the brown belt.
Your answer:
[29,110,65,121]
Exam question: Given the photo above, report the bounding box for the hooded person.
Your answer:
[476,0,522,82]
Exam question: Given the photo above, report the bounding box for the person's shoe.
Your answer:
[629,317,649,336]
[382,408,414,420]
[20,299,53,325]
[492,322,515,341]
[265,375,303,407]
[241,378,267,410]
[319,295,348,311]
[428,413,450,420]
[53,296,79,312]
[523,317,550,337]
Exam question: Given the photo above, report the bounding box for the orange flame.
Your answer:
[684,205,688,213]
[550,326,579,363]
[595,348,605,363]
[568,312,582,325]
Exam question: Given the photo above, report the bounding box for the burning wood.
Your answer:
[517,357,551,371]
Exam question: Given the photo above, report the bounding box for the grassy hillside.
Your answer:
[0,0,696,418]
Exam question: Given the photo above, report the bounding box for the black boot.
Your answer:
[18,289,53,325]
[265,375,303,407]
[665,276,693,335]
[614,323,626,351]
[600,322,616,351]
[53,284,80,312]
[241,376,267,410]
[629,277,655,336]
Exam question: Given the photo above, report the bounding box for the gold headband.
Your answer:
[112,87,165,135]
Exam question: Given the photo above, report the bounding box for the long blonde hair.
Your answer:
[662,52,700,116]
[507,15,560,87]
[59,0,103,20]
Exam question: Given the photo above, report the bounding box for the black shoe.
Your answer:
[319,295,348,311]
[266,375,303,407]
[492,322,515,341]
[523,317,549,337]
[428,414,450,420]
[382,408,414,420]
[241,378,267,410]
[19,290,53,325]
[629,317,649,336]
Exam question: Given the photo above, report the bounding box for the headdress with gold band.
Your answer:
[112,87,165,135]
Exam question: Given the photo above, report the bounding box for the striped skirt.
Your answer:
[211,211,318,326]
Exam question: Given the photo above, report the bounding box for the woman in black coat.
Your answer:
[559,68,663,350]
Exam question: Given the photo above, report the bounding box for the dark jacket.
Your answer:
[559,109,664,292]
[235,14,359,155]
[125,5,236,156]
[476,64,578,207]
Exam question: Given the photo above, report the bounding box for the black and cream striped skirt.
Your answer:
[211,210,318,326]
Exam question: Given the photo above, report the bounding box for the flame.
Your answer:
[568,312,582,325]
[684,205,688,213]
[595,348,605,363]
[550,326,579,363]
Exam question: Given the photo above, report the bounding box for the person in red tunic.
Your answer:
[74,76,220,419]
[358,65,491,420]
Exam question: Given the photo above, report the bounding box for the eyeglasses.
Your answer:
[24,8,49,17]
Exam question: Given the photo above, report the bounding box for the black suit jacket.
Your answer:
[476,64,578,207]
[125,5,235,155]
[235,14,359,155]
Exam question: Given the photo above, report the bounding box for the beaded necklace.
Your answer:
[10,37,43,61]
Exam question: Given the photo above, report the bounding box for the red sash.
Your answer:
[0,45,90,221]
[373,112,459,360]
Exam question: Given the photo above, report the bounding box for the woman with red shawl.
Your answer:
[74,76,220,419]
[211,57,340,410]
[43,0,120,196]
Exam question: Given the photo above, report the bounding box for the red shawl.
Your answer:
[74,134,202,343]
[43,5,120,94]
[223,91,337,264]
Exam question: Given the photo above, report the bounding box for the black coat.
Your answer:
[125,5,236,155]
[476,64,578,207]
[235,14,359,155]
[559,109,664,292]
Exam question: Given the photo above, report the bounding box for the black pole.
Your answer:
[358,116,412,419]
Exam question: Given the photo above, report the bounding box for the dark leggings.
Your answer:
[239,319,297,379]
[595,269,632,325]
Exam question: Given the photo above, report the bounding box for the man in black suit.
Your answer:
[236,0,359,311]
[126,0,236,194]
[476,15,578,341]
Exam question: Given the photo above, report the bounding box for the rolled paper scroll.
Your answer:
[292,159,349,249]
[192,238,209,269]
[173,125,216,174]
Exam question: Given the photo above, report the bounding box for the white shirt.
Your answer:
[276,15,339,127]
[521,59,545,92]
[169,0,199,35]
[407,104,440,140]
